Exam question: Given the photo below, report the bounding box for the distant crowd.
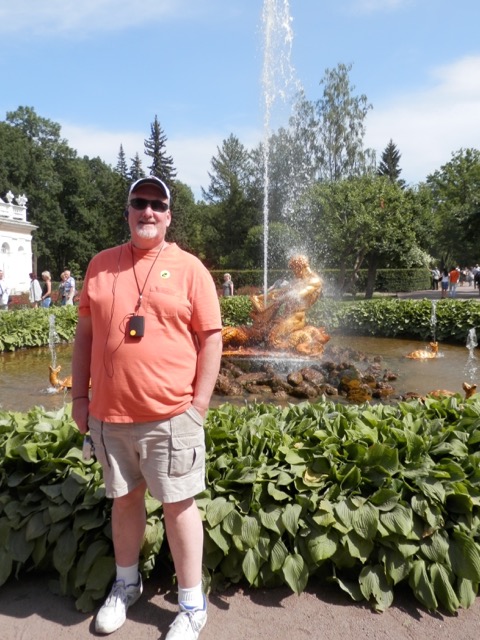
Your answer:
[430,265,480,298]
[0,269,76,310]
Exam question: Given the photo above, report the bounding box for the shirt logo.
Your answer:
[160,270,170,279]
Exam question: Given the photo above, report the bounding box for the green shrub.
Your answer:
[310,298,480,344]
[211,269,431,293]
[0,306,78,352]
[2,397,480,614]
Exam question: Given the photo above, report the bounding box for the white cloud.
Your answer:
[0,0,199,35]
[365,55,480,183]
[60,122,142,166]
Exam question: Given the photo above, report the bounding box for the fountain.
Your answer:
[261,0,299,301]
[217,1,473,404]
[405,342,439,360]
[404,301,441,359]
[47,314,72,392]
[464,327,478,383]
[222,255,329,357]
[219,253,400,401]
[430,299,438,342]
[48,314,59,369]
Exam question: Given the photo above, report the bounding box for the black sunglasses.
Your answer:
[128,198,169,212]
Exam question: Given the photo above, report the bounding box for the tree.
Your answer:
[201,134,261,268]
[167,181,202,253]
[115,144,129,180]
[426,148,480,266]
[377,139,405,187]
[144,115,177,189]
[304,175,429,297]
[0,107,132,277]
[54,155,126,274]
[129,153,145,181]
[4,107,71,275]
[314,63,375,181]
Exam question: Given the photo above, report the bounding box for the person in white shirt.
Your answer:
[0,270,9,310]
[28,273,43,308]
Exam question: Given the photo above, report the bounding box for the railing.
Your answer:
[0,190,28,222]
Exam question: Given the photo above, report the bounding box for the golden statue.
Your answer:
[405,342,439,360]
[49,364,72,390]
[222,255,329,357]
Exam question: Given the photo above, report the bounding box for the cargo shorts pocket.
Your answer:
[169,408,205,477]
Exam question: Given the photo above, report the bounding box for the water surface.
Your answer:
[0,337,476,413]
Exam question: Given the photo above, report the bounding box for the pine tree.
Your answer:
[377,139,405,187]
[115,144,129,179]
[144,115,177,190]
[128,153,145,181]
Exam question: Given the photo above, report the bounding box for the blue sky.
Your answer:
[1,0,479,199]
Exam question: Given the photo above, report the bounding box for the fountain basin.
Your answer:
[0,336,476,413]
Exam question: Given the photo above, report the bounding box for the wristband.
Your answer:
[72,396,89,401]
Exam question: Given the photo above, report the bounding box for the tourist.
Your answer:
[430,266,440,291]
[40,271,52,308]
[467,268,474,287]
[28,273,43,308]
[440,268,449,298]
[63,269,76,305]
[0,270,9,310]
[58,271,67,304]
[448,266,460,298]
[71,175,222,638]
[222,273,234,296]
[475,269,480,296]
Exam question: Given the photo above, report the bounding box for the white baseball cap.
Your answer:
[128,176,170,203]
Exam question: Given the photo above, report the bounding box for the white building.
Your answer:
[0,190,37,293]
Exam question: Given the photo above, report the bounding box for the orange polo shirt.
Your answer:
[78,242,222,423]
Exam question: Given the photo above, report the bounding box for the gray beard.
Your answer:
[135,224,158,240]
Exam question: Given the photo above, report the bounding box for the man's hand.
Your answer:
[72,397,89,434]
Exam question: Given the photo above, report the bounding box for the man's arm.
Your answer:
[192,328,223,418]
[71,316,93,434]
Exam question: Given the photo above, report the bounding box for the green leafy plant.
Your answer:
[0,307,78,352]
[2,392,480,615]
[0,405,164,612]
[198,397,480,612]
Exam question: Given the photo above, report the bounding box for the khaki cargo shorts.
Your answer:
[88,406,206,503]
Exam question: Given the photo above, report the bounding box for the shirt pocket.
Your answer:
[146,286,191,319]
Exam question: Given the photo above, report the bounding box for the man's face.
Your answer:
[128,185,171,249]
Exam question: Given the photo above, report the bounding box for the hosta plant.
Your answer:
[1,395,480,614]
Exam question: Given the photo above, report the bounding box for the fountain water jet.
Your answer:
[430,300,438,343]
[464,327,478,383]
[48,314,59,370]
[261,0,300,301]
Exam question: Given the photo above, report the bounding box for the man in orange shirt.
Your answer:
[448,266,460,298]
[72,176,223,639]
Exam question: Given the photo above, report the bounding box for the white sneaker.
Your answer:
[95,574,143,634]
[165,598,207,640]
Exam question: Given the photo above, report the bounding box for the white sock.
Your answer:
[178,583,205,610]
[116,563,139,586]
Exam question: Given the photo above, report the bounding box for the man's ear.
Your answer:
[124,209,129,220]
